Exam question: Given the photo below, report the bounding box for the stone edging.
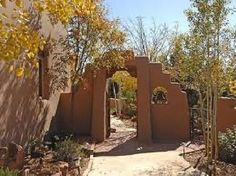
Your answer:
[82,142,95,176]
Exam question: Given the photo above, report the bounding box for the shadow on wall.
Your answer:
[0,63,49,146]
[50,80,93,136]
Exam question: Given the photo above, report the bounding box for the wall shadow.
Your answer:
[95,132,181,157]
[0,63,50,146]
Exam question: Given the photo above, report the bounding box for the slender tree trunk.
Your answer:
[206,87,210,158]
[70,85,76,133]
[213,86,218,175]
[199,92,207,155]
[113,82,119,116]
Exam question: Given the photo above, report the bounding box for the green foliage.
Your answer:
[55,139,84,162]
[43,132,75,150]
[112,71,137,100]
[125,102,137,116]
[0,168,18,176]
[25,137,44,156]
[219,126,236,164]
[112,71,137,116]
[184,0,234,168]
[230,80,236,95]
[123,90,136,104]
[68,6,127,86]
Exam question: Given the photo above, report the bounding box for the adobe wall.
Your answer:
[54,72,94,136]
[0,0,67,146]
[149,63,190,141]
[56,57,190,143]
[0,64,61,146]
[136,58,152,143]
[217,97,236,133]
[54,70,108,142]
[91,70,108,142]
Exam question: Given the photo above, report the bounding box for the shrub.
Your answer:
[0,168,18,176]
[43,132,75,150]
[125,103,137,117]
[219,126,236,164]
[55,139,84,162]
[25,137,44,156]
[123,90,137,117]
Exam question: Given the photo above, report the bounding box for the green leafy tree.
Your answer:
[185,0,234,175]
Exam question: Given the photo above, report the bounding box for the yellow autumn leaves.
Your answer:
[15,67,24,77]
[112,71,137,92]
[230,80,236,95]
[33,0,97,24]
[0,0,99,77]
[1,0,126,79]
[0,0,45,77]
[0,0,22,8]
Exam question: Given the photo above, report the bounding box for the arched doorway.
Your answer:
[105,70,138,140]
[91,57,153,143]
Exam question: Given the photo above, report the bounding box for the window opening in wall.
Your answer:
[38,47,50,100]
[151,86,168,104]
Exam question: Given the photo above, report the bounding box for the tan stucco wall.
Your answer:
[56,57,190,143]
[0,0,67,146]
[0,64,62,146]
[91,70,107,142]
[54,72,94,136]
[217,97,236,133]
[136,57,152,143]
[149,63,190,141]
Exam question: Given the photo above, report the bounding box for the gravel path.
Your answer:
[88,117,203,176]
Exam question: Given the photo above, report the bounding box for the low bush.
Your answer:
[43,132,75,150]
[55,139,85,162]
[0,168,18,176]
[219,126,236,164]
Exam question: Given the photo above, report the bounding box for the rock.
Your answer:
[83,142,90,150]
[23,169,30,176]
[44,152,54,161]
[58,161,69,176]
[7,142,25,170]
[31,150,44,158]
[131,117,137,122]
[51,172,62,176]
[0,160,4,167]
[0,147,8,156]
[69,168,79,176]
[70,159,80,169]
[0,147,8,166]
[40,168,52,175]
[110,128,116,133]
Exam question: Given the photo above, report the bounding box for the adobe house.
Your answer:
[0,0,68,146]
[0,2,235,146]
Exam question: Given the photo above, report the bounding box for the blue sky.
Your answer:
[105,0,236,32]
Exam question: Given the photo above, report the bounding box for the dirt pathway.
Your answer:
[88,117,203,176]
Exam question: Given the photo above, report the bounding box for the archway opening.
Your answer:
[106,71,138,139]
